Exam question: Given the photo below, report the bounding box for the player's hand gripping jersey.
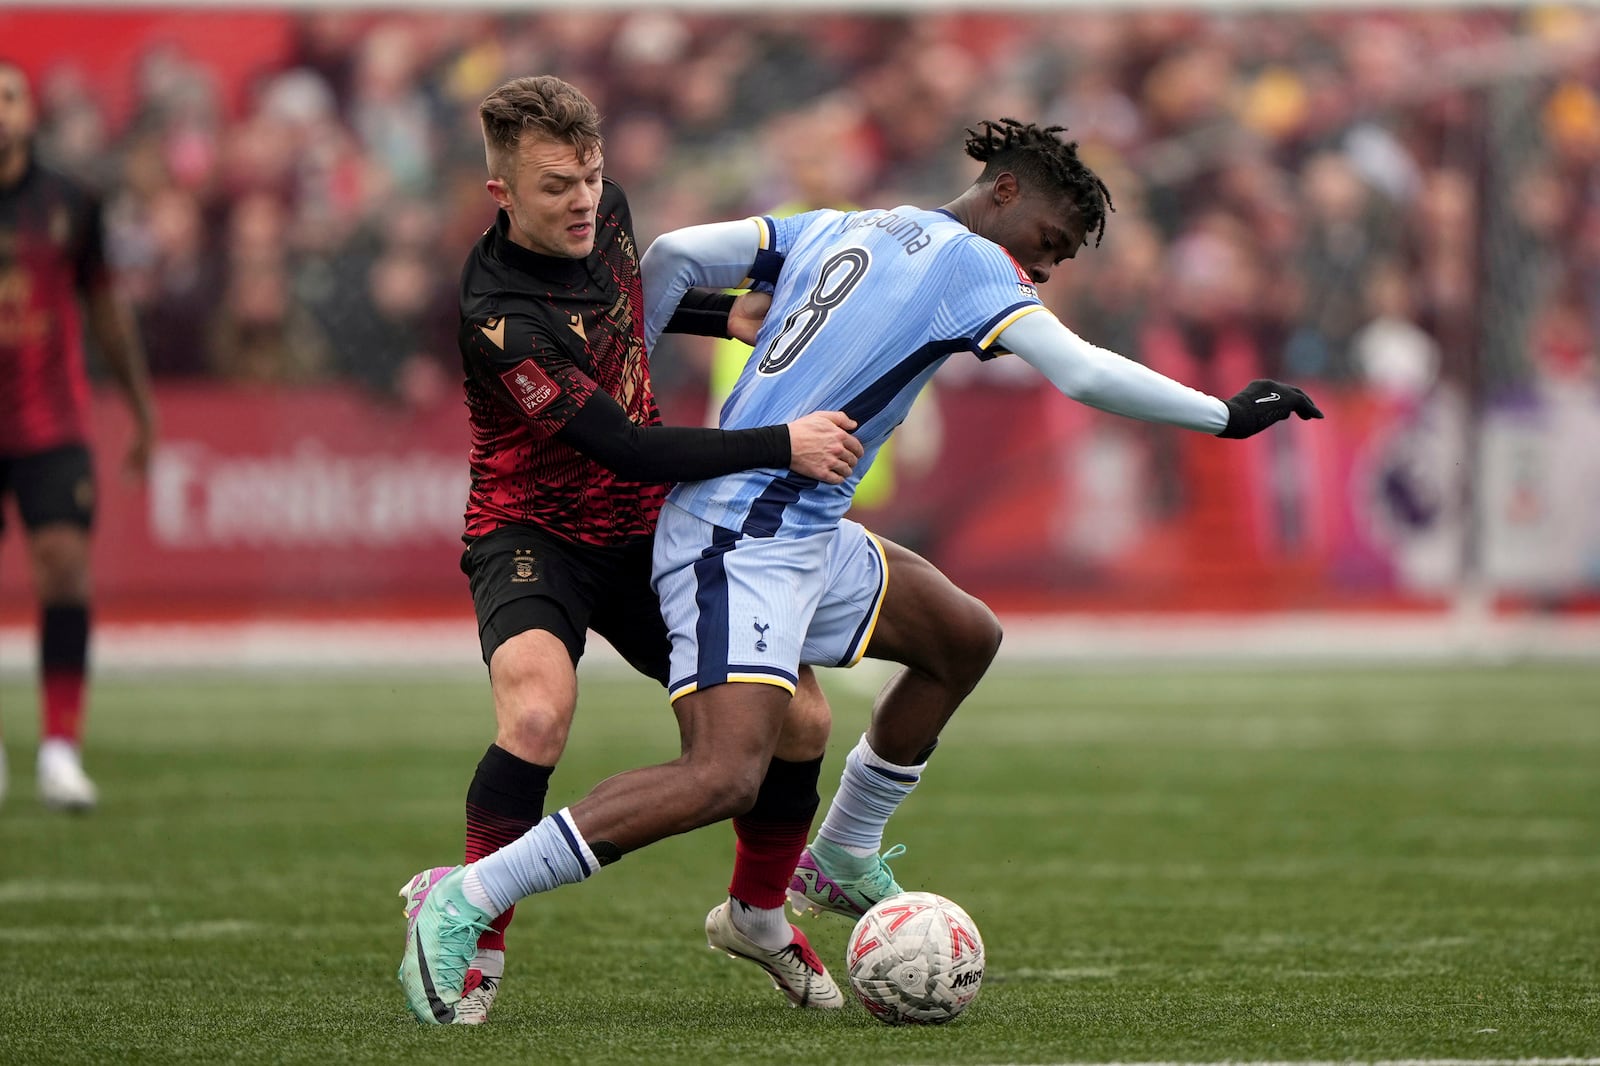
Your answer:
[642,206,1230,541]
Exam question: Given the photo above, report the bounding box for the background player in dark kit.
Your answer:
[0,58,157,813]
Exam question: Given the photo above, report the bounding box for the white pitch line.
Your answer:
[0,919,259,943]
[0,879,155,903]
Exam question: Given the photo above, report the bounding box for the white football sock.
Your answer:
[729,898,792,951]
[817,734,925,856]
[469,947,504,979]
[470,807,598,913]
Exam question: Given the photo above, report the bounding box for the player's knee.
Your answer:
[689,762,765,822]
[35,571,89,603]
[915,589,998,697]
[781,714,830,759]
[944,596,1003,683]
[969,600,1004,665]
[779,693,831,757]
[495,701,572,763]
[29,537,89,600]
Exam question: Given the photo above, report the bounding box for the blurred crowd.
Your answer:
[27,7,1600,409]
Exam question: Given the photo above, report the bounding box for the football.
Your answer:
[844,891,986,1025]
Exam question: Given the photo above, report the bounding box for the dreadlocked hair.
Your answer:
[964,118,1115,247]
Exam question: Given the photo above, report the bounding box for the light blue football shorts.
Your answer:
[652,501,890,704]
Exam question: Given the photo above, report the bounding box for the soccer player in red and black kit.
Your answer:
[0,60,157,813]
[417,75,861,1024]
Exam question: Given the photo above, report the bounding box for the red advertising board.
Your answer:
[1,385,471,622]
[12,380,1581,625]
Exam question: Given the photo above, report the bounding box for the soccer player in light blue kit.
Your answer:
[397,119,1321,1023]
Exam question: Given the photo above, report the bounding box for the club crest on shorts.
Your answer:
[512,549,539,583]
[753,620,770,653]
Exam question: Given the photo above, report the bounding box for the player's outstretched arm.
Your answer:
[640,220,766,350]
[996,311,1322,438]
[554,392,861,485]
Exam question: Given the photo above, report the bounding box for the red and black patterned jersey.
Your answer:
[0,158,108,457]
[458,179,667,546]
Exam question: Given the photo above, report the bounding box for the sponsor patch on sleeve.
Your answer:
[499,358,562,416]
[1007,255,1039,299]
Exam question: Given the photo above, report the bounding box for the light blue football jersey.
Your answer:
[667,206,1046,539]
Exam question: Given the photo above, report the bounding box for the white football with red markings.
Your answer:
[845,890,985,1025]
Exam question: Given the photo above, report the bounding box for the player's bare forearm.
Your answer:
[86,287,157,474]
[86,289,155,422]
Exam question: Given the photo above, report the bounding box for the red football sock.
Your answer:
[40,605,89,743]
[729,817,810,910]
[41,672,86,744]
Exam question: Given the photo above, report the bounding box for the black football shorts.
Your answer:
[0,443,95,535]
[461,523,670,684]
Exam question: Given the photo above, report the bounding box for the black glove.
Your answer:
[1218,379,1324,439]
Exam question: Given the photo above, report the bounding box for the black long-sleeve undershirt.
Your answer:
[555,389,789,483]
[662,288,738,337]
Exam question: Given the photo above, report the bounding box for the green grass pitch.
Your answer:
[0,663,1596,1065]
